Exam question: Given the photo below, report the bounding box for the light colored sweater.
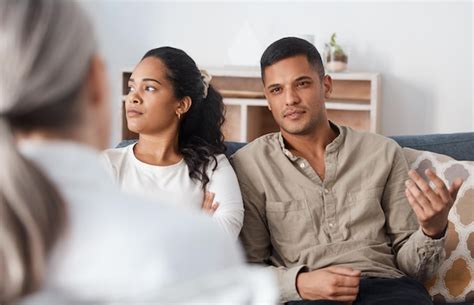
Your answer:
[18,140,276,305]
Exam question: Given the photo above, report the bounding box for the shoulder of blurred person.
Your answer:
[17,139,276,304]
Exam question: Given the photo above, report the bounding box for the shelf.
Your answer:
[224,98,267,107]
[224,99,371,111]
[213,69,381,142]
[120,68,382,142]
[220,90,265,99]
[325,102,371,111]
[206,66,379,81]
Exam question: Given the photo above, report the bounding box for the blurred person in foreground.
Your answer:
[0,0,276,304]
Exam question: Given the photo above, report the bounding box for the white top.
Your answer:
[102,144,244,240]
[18,140,277,305]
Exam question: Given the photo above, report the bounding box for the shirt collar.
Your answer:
[278,121,346,160]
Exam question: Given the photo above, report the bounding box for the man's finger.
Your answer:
[333,286,359,296]
[425,169,450,203]
[327,266,361,277]
[331,295,358,302]
[405,180,432,212]
[449,178,464,201]
[334,274,360,288]
[408,170,440,206]
[406,188,426,218]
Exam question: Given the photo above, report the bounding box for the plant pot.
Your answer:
[324,45,348,72]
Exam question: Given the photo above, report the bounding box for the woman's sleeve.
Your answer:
[207,155,244,240]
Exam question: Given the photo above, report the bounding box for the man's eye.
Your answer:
[297,81,309,87]
[270,87,281,94]
[127,86,135,93]
[145,86,156,92]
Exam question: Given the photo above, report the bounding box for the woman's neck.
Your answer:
[134,132,181,166]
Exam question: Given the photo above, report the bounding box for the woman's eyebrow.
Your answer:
[128,78,161,85]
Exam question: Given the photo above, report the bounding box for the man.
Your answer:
[230,37,463,305]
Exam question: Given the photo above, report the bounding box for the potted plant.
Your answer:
[324,33,348,72]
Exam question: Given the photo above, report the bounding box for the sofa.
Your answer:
[118,132,474,304]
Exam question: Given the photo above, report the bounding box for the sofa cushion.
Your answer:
[403,148,474,303]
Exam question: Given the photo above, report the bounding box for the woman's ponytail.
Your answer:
[0,118,67,304]
[0,0,95,301]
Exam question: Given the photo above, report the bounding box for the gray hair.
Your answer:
[0,0,96,302]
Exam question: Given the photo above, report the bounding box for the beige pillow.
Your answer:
[403,148,474,303]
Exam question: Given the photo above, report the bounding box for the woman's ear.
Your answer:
[176,96,192,117]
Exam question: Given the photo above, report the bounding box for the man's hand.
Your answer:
[296,266,360,302]
[201,191,219,215]
[405,169,463,238]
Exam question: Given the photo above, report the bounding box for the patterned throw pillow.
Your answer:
[403,148,474,303]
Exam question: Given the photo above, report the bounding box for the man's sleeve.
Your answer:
[382,145,446,281]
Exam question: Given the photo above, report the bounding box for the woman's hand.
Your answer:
[202,191,219,215]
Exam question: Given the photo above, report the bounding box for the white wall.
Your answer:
[82,0,473,143]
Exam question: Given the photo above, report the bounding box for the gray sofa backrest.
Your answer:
[391,132,474,161]
[117,132,474,161]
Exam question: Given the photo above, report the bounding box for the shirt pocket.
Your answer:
[347,187,387,241]
[265,199,315,263]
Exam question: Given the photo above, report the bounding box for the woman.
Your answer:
[0,1,274,304]
[102,47,244,239]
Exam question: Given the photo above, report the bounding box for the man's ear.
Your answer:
[263,90,272,111]
[323,75,333,98]
[176,96,192,116]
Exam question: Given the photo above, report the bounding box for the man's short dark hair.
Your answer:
[260,37,325,82]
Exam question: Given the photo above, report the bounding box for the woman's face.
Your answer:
[125,57,181,136]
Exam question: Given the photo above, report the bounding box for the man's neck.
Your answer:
[282,121,338,160]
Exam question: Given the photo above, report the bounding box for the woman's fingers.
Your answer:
[202,191,215,210]
[202,192,218,215]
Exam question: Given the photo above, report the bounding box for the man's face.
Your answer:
[262,55,332,136]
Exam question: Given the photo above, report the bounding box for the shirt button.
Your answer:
[299,162,306,168]
[329,222,335,228]
[324,188,329,194]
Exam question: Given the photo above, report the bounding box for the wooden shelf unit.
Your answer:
[120,67,381,142]
[208,67,381,142]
